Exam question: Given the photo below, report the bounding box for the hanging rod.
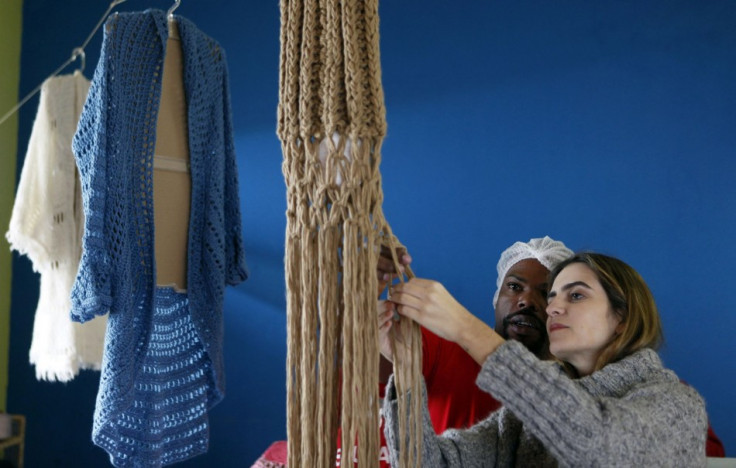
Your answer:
[0,0,128,127]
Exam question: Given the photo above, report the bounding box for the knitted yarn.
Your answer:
[95,287,212,465]
[383,341,708,467]
[278,1,423,466]
[71,10,247,467]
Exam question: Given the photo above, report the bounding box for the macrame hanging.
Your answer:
[278,0,423,467]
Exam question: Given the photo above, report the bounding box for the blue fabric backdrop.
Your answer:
[8,1,735,465]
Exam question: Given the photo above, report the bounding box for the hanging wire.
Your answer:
[0,0,128,127]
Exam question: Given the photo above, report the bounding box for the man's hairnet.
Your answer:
[493,236,573,307]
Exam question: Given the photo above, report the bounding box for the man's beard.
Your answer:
[501,306,548,358]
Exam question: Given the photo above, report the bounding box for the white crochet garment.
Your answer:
[6,71,106,382]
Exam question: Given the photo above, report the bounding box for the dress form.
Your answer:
[153,20,190,291]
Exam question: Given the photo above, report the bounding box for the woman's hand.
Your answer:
[378,299,419,394]
[388,278,472,343]
[389,278,505,365]
[378,300,396,362]
[378,299,413,360]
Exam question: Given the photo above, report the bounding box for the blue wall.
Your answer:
[8,1,734,465]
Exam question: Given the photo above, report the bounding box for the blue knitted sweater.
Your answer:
[71,9,247,466]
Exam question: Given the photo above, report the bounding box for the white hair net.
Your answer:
[492,236,573,307]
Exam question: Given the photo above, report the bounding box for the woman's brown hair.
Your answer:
[548,252,663,375]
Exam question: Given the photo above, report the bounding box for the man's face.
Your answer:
[494,258,551,358]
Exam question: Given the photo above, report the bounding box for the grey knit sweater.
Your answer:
[383,340,707,467]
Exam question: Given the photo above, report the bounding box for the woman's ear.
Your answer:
[615,320,625,335]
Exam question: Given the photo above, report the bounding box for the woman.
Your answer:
[380,252,707,467]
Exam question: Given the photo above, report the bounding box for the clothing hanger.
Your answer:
[0,0,128,127]
[72,47,86,74]
[167,0,182,38]
[167,0,182,20]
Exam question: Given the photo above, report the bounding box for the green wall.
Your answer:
[0,0,23,413]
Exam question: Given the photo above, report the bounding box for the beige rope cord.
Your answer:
[277,0,422,467]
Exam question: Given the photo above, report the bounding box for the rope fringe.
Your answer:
[278,0,422,466]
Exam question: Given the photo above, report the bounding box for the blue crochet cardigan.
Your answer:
[71,9,247,466]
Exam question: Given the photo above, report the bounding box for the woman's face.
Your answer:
[546,263,622,376]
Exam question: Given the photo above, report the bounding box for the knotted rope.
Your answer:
[278,0,423,466]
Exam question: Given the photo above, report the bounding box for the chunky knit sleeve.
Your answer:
[478,340,708,467]
[221,53,248,286]
[382,376,518,467]
[70,24,114,322]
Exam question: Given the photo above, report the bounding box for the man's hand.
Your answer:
[377,244,412,297]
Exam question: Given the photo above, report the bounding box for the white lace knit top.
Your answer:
[6,71,106,382]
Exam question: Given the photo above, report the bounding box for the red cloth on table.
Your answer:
[251,441,287,468]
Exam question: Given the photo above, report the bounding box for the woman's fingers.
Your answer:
[389,279,440,321]
[388,278,471,343]
[379,304,394,328]
[378,300,397,361]
[391,278,437,298]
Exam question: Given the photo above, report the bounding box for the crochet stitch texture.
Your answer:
[71,9,247,467]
